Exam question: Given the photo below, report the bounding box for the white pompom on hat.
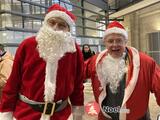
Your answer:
[103,21,128,40]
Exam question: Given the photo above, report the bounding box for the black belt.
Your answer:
[28,99,68,115]
[19,94,68,116]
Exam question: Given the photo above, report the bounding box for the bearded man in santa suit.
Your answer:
[84,21,160,120]
[0,4,84,120]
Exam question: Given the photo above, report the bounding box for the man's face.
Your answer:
[104,33,127,58]
[47,17,70,32]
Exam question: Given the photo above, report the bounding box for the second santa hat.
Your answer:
[103,21,128,40]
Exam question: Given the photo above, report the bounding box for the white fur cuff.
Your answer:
[0,112,13,120]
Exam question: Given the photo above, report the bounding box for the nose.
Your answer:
[112,40,118,46]
[52,23,59,31]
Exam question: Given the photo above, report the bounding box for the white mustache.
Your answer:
[36,24,76,62]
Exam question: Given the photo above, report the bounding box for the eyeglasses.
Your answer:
[47,18,69,31]
[105,39,125,46]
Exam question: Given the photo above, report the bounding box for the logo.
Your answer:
[85,101,100,116]
[102,106,130,113]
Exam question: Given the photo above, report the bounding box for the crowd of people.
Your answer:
[0,3,159,120]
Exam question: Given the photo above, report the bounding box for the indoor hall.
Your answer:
[0,0,160,120]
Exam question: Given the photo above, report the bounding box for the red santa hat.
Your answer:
[103,21,128,40]
[44,4,76,32]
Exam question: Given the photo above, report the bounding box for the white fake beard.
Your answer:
[36,24,76,62]
[36,25,77,120]
[97,54,127,93]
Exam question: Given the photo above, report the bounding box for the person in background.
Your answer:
[0,4,84,120]
[84,21,160,120]
[82,44,95,61]
[82,44,95,83]
[0,44,13,99]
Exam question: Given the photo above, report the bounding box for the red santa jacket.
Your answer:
[0,36,84,120]
[85,47,160,120]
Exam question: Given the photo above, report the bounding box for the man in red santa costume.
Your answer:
[0,4,84,120]
[84,21,160,120]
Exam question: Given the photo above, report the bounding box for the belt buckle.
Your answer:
[43,101,55,116]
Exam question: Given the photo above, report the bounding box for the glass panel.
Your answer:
[0,0,106,50]
[148,52,160,65]
[0,14,22,28]
[33,20,42,30]
[5,46,18,55]
[11,1,21,12]
[85,28,100,37]
[23,3,31,14]
[0,31,35,44]
[24,18,33,29]
[76,27,83,36]
[148,32,160,65]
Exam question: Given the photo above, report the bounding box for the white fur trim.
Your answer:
[40,114,50,120]
[40,113,73,120]
[96,50,111,118]
[67,114,73,120]
[95,49,108,66]
[37,25,76,120]
[44,61,57,101]
[40,61,58,120]
[0,112,13,120]
[119,47,140,120]
[121,47,140,106]
[119,104,127,120]
[95,47,140,119]
[44,10,75,30]
[103,27,128,40]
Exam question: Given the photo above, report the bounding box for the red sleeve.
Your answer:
[84,58,92,79]
[151,62,160,106]
[84,55,98,79]
[84,55,101,102]
[0,39,26,112]
[69,44,84,106]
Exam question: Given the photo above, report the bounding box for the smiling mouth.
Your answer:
[112,49,120,52]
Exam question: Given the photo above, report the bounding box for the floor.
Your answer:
[83,81,160,120]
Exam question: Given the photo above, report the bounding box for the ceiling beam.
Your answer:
[84,0,107,10]
[109,0,160,18]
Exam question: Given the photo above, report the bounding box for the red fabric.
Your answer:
[98,111,110,120]
[107,21,125,30]
[126,52,160,119]
[47,4,76,22]
[107,21,125,29]
[84,55,102,102]
[126,48,133,86]
[0,36,84,120]
[84,48,160,120]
